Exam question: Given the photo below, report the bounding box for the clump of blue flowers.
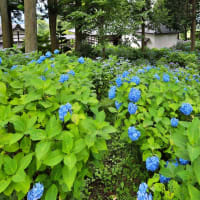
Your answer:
[160,174,171,183]
[54,49,59,54]
[40,76,46,81]
[59,74,69,83]
[0,57,2,64]
[128,126,141,141]
[78,57,85,64]
[163,74,170,82]
[115,101,122,110]
[45,51,52,58]
[180,103,193,115]
[128,102,137,114]
[122,71,129,78]
[171,118,179,127]
[146,156,159,172]
[154,74,160,80]
[129,88,141,103]
[108,86,116,99]
[11,65,17,70]
[131,76,140,85]
[27,183,44,200]
[179,158,189,165]
[59,103,72,121]
[116,76,122,87]
[137,182,153,200]
[68,70,75,76]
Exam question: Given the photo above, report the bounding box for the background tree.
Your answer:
[0,0,13,48]
[24,0,37,52]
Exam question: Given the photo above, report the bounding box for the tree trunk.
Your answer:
[184,27,187,41]
[24,0,37,52]
[48,0,59,51]
[0,0,13,48]
[8,8,13,46]
[141,22,145,52]
[191,0,196,51]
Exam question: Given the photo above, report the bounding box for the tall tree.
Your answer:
[24,0,37,52]
[191,0,196,51]
[48,0,59,51]
[0,0,13,48]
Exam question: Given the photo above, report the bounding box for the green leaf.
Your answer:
[35,141,51,161]
[29,129,46,141]
[4,156,17,175]
[193,157,200,185]
[43,150,64,166]
[62,165,77,191]
[188,184,200,200]
[73,139,86,153]
[64,153,77,170]
[95,139,107,151]
[0,179,11,193]
[62,133,73,154]
[108,107,117,113]
[187,144,200,162]
[45,184,58,200]
[46,115,62,138]
[187,118,200,145]
[12,170,26,183]
[18,153,33,170]
[0,82,6,97]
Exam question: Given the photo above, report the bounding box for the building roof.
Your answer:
[0,24,24,35]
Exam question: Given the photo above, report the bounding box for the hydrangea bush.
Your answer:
[0,54,115,199]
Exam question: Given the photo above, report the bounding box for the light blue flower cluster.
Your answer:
[115,101,122,110]
[180,103,193,115]
[27,183,44,200]
[128,102,137,114]
[146,156,159,172]
[51,64,55,68]
[154,74,160,80]
[0,57,2,64]
[108,86,116,99]
[137,69,145,73]
[78,57,85,64]
[54,49,59,54]
[45,51,52,58]
[129,88,141,103]
[171,118,179,127]
[128,126,141,141]
[131,76,140,85]
[179,158,189,165]
[59,103,72,121]
[116,76,122,87]
[37,56,46,64]
[68,70,75,76]
[40,76,46,81]
[11,65,17,70]
[122,71,129,78]
[137,183,153,200]
[163,74,170,82]
[59,74,69,83]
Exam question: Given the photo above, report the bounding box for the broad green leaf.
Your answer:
[45,184,58,200]
[18,153,33,170]
[187,144,200,162]
[0,82,6,97]
[95,139,107,151]
[193,157,200,185]
[64,153,77,170]
[4,156,17,175]
[35,141,51,161]
[73,139,86,153]
[12,170,26,183]
[43,150,64,166]
[46,115,62,138]
[62,165,77,191]
[0,179,11,193]
[108,107,117,113]
[188,184,200,200]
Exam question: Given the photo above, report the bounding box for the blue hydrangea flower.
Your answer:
[11,65,17,70]
[131,76,140,85]
[45,51,52,58]
[59,74,69,83]
[51,64,55,68]
[40,76,46,81]
[68,70,75,76]
[180,103,193,115]
[128,126,141,141]
[137,69,145,73]
[146,156,159,172]
[27,183,44,200]
[108,86,116,99]
[37,59,43,64]
[29,60,36,64]
[54,49,60,54]
[171,118,179,127]
[128,102,137,114]
[145,66,152,71]
[160,174,171,183]
[115,101,122,110]
[0,57,2,64]
[50,58,55,61]
[78,57,85,64]
[179,158,189,165]
[44,67,48,72]
[116,76,122,87]
[163,74,170,82]
[122,71,129,78]
[58,103,72,121]
[39,56,46,61]
[138,183,148,193]
[129,88,141,103]
[154,74,160,80]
